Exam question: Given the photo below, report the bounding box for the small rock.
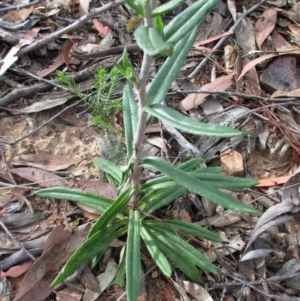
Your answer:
[260,56,300,92]
[221,148,244,176]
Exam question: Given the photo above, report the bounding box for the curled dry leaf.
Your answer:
[224,44,237,71]
[2,7,33,23]
[272,30,296,52]
[237,53,277,81]
[193,31,232,47]
[183,281,213,301]
[93,19,111,36]
[38,53,64,77]
[240,249,273,262]
[79,0,90,17]
[62,39,80,70]
[0,28,41,76]
[9,154,83,172]
[244,201,295,252]
[227,0,237,22]
[254,8,277,49]
[0,262,32,281]
[235,14,256,56]
[179,74,235,111]
[10,167,68,188]
[282,170,300,205]
[243,57,261,95]
[12,225,90,301]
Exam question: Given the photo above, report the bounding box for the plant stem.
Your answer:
[129,0,155,209]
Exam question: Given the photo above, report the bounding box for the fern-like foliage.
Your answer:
[57,68,126,165]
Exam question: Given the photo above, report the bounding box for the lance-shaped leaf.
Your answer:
[144,104,251,137]
[93,157,122,184]
[140,158,203,191]
[146,27,199,111]
[52,224,126,286]
[147,224,217,274]
[152,0,186,16]
[153,236,202,283]
[89,186,135,237]
[36,187,113,213]
[140,225,172,276]
[164,0,219,44]
[124,0,144,16]
[144,220,221,242]
[140,186,187,213]
[142,157,261,215]
[123,84,138,160]
[191,173,258,189]
[126,210,141,301]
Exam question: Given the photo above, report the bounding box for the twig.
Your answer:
[171,89,298,103]
[11,68,71,91]
[0,219,36,261]
[73,43,142,59]
[220,269,300,301]
[188,0,268,78]
[0,0,43,12]
[15,0,124,58]
[0,60,115,107]
[162,121,201,157]
[211,272,300,289]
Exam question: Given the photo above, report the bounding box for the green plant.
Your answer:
[58,67,125,164]
[36,0,261,300]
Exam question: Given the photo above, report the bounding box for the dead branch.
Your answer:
[15,0,124,58]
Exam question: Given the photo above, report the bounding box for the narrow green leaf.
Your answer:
[146,27,199,111]
[126,210,141,301]
[114,250,126,287]
[89,186,135,238]
[145,220,221,242]
[123,84,138,159]
[140,225,172,276]
[194,167,223,174]
[178,158,203,171]
[36,187,113,213]
[140,186,187,214]
[191,173,259,189]
[152,0,186,16]
[93,157,122,183]
[164,0,219,44]
[140,158,203,192]
[148,224,217,274]
[52,225,126,286]
[154,237,202,283]
[144,104,251,137]
[142,157,261,215]
[124,0,144,16]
